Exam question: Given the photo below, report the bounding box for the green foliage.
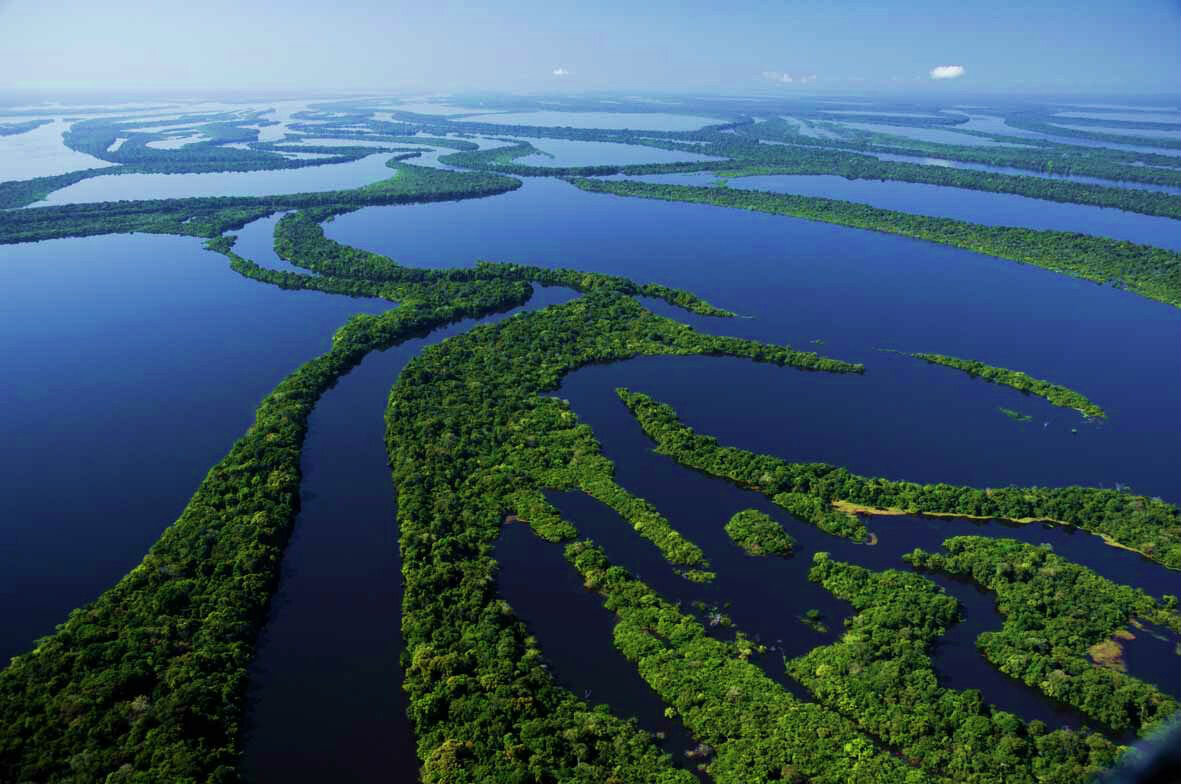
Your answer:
[999,407,1034,422]
[385,289,872,782]
[0,291,531,782]
[618,389,1181,568]
[712,147,1181,220]
[788,554,1120,782]
[724,509,796,556]
[905,537,1181,734]
[743,116,1181,187]
[0,160,521,244]
[907,352,1106,418]
[565,541,921,783]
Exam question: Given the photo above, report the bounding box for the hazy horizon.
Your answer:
[1,0,1178,95]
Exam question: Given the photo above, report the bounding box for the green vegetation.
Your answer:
[438,130,1181,219]
[745,117,1181,187]
[724,509,796,556]
[385,285,875,782]
[905,537,1181,734]
[0,282,533,782]
[698,137,1181,219]
[572,177,1181,308]
[0,158,521,244]
[905,352,1106,418]
[800,608,828,633]
[788,553,1120,781]
[564,540,921,783]
[999,407,1034,422]
[1003,112,1181,151]
[618,389,1181,568]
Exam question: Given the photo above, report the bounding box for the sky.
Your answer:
[1,0,1178,95]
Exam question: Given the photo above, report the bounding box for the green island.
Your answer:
[724,509,796,556]
[903,352,1106,418]
[617,389,1181,568]
[999,407,1034,422]
[905,537,1181,734]
[570,178,1181,308]
[786,553,1120,781]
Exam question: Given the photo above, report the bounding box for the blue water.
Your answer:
[725,173,1180,249]
[0,230,387,663]
[241,284,580,784]
[322,177,1179,504]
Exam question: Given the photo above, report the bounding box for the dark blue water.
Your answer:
[726,173,1180,249]
[324,177,1180,504]
[0,231,388,663]
[495,522,707,779]
[241,286,580,784]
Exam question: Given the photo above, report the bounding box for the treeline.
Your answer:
[709,141,1181,220]
[906,537,1180,734]
[570,178,1181,308]
[0,118,52,136]
[442,132,1181,219]
[617,389,1181,568]
[271,209,736,316]
[739,117,1181,188]
[0,159,521,245]
[789,553,1120,781]
[904,352,1106,418]
[1003,112,1181,151]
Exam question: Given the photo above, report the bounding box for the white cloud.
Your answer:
[929,65,965,80]
[552,67,570,77]
[762,71,816,85]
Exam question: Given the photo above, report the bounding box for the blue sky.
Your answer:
[1,0,1178,94]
